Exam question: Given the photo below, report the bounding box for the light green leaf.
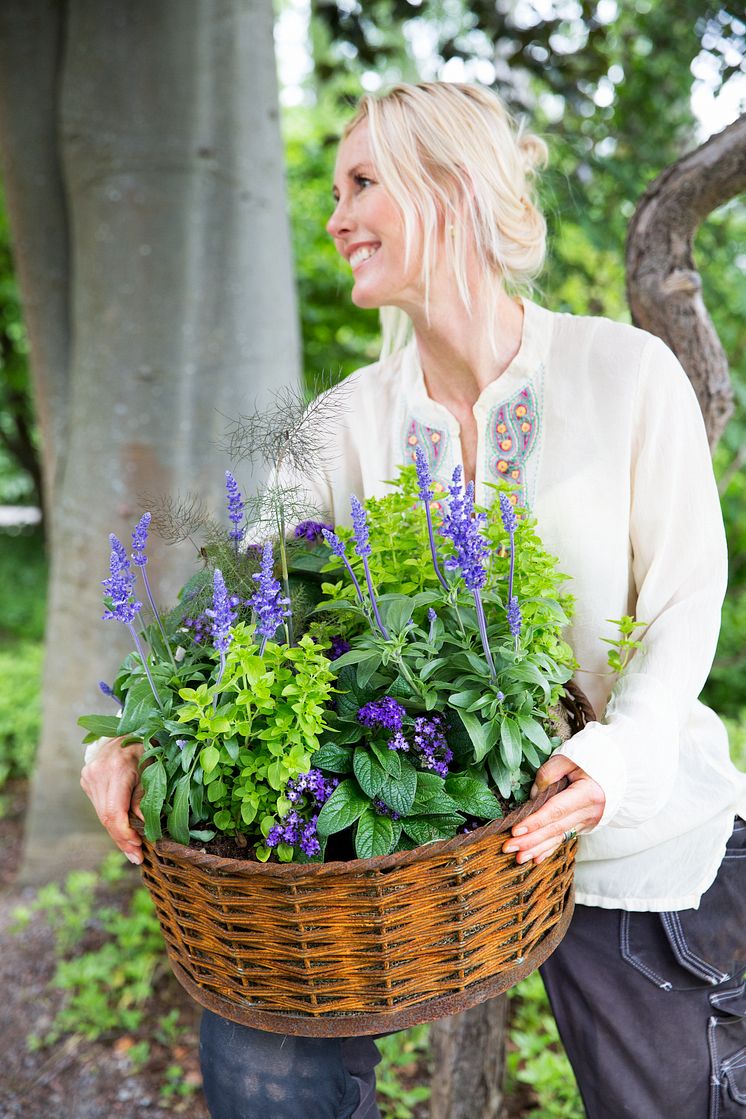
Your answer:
[200,745,220,775]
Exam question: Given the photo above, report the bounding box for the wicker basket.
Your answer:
[136,684,592,1037]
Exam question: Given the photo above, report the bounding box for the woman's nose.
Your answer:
[326,197,353,239]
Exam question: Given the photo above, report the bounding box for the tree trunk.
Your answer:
[626,113,746,448]
[430,998,508,1119]
[0,0,301,882]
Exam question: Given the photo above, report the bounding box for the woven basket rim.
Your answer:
[131,776,567,878]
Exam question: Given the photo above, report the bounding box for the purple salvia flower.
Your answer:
[507,594,522,645]
[208,568,236,656]
[249,543,290,654]
[131,512,151,565]
[440,470,497,681]
[130,512,175,668]
[102,535,162,708]
[415,446,449,592]
[225,471,245,544]
[499,491,518,624]
[427,606,437,643]
[357,696,406,731]
[98,680,117,702]
[321,527,366,609]
[349,495,389,640]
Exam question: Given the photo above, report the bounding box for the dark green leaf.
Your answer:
[444,775,503,819]
[378,757,417,815]
[377,594,415,633]
[312,742,354,773]
[139,759,166,841]
[401,813,465,845]
[500,717,523,769]
[77,714,122,738]
[315,779,369,836]
[488,752,513,799]
[353,750,385,797]
[370,739,402,777]
[456,709,499,763]
[167,774,191,845]
[355,808,395,858]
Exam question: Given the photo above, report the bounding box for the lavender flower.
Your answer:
[295,520,333,542]
[98,680,117,701]
[225,471,245,544]
[415,445,449,591]
[498,492,517,537]
[357,696,406,731]
[249,542,290,654]
[349,495,389,640]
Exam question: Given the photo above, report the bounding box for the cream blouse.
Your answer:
[284,296,746,912]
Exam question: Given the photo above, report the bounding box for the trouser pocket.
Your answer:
[708,983,746,1118]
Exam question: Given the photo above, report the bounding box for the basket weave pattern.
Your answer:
[139,780,577,1036]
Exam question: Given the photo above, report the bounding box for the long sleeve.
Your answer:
[556,334,728,828]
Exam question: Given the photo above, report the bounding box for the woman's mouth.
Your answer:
[349,244,380,270]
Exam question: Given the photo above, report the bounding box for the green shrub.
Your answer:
[0,639,43,795]
[0,527,47,642]
[506,972,583,1118]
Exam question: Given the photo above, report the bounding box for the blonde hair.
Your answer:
[342,82,548,359]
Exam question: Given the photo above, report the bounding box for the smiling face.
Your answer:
[326,122,421,310]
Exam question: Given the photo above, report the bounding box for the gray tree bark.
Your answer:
[0,0,300,882]
[626,112,746,448]
[430,998,508,1119]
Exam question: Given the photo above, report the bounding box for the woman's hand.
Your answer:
[80,737,146,864]
[501,754,605,865]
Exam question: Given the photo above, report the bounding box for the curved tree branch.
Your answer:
[626,113,746,448]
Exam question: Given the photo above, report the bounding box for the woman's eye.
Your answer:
[354,174,373,189]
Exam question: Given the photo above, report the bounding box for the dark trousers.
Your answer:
[199,819,746,1119]
[199,1014,381,1119]
[540,817,746,1118]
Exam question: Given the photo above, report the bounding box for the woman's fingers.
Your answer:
[501,754,606,865]
[80,737,145,864]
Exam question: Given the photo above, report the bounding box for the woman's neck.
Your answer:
[406,287,525,413]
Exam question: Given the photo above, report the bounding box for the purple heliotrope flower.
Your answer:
[357,696,406,732]
[295,520,333,543]
[225,471,245,544]
[249,542,290,653]
[266,810,322,858]
[328,635,351,660]
[373,799,400,821]
[412,714,453,778]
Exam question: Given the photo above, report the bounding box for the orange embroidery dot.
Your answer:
[500,439,512,451]
[511,469,520,479]
[515,405,527,417]
[431,432,440,443]
[521,421,531,433]
[408,435,417,445]
[497,460,508,473]
[497,423,507,434]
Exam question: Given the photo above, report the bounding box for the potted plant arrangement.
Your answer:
[81,399,593,1036]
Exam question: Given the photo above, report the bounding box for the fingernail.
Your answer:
[513,826,528,836]
[125,852,141,865]
[503,844,519,853]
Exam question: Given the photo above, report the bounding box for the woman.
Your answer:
[82,82,746,1118]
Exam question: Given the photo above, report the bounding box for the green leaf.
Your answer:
[167,774,191,845]
[357,653,383,689]
[355,808,395,858]
[377,594,415,633]
[200,745,220,775]
[139,759,166,841]
[444,775,503,820]
[456,709,499,763]
[487,751,513,799]
[353,750,385,798]
[401,813,465,845]
[379,757,417,816]
[315,779,369,837]
[370,739,402,777]
[311,742,354,773]
[448,689,482,709]
[517,716,553,754]
[500,717,523,770]
[77,714,122,738]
